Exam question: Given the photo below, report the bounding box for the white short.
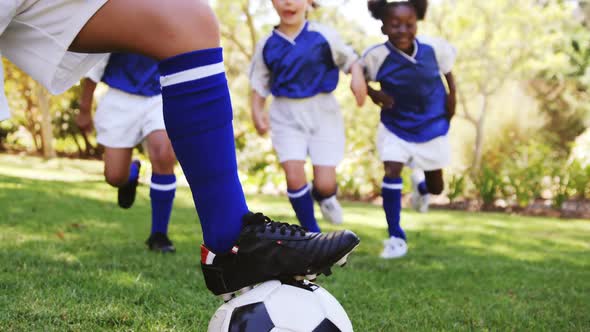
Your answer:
[95,88,165,148]
[376,124,451,171]
[0,0,108,121]
[270,94,345,166]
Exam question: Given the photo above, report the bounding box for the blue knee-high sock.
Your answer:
[382,177,405,240]
[128,161,140,182]
[159,48,249,253]
[150,173,176,235]
[288,184,320,232]
[418,181,428,195]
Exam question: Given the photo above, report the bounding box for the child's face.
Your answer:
[272,0,313,27]
[381,5,418,52]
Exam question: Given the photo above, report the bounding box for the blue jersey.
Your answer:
[362,36,457,143]
[249,21,358,99]
[87,53,160,97]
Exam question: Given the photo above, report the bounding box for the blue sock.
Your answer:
[418,181,428,195]
[159,48,249,253]
[128,161,139,182]
[382,177,405,240]
[150,173,176,235]
[288,184,320,232]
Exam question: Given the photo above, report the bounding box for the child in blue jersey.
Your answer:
[1,0,360,299]
[76,53,178,253]
[250,0,367,231]
[363,0,457,259]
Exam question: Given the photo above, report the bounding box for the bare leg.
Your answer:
[70,0,219,59]
[424,169,444,195]
[312,165,337,197]
[281,160,308,191]
[103,147,133,187]
[146,130,176,174]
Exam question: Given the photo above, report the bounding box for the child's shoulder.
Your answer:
[362,43,389,59]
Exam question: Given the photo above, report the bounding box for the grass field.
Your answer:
[0,154,589,331]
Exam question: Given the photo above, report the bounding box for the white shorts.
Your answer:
[270,94,345,166]
[376,124,451,171]
[95,88,165,148]
[0,0,108,121]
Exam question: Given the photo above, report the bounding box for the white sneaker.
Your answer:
[380,236,408,259]
[410,173,430,213]
[319,195,343,225]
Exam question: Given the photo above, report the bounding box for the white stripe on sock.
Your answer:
[287,184,310,199]
[160,62,225,87]
[382,182,403,190]
[150,182,177,191]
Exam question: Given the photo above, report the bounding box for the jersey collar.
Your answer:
[273,21,309,45]
[386,39,419,64]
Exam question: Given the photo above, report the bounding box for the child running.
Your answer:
[249,0,367,231]
[363,0,457,258]
[77,53,178,253]
[0,0,361,300]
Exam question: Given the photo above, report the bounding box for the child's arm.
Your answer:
[76,78,97,133]
[349,62,367,106]
[76,55,109,133]
[251,91,269,136]
[444,71,456,120]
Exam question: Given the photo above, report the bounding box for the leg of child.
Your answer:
[71,0,248,253]
[312,165,343,225]
[383,161,405,240]
[146,130,176,246]
[424,170,444,195]
[283,161,320,232]
[103,148,134,188]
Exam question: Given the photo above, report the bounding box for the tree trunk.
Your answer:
[472,94,489,173]
[36,85,55,159]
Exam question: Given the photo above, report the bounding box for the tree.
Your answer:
[424,0,575,172]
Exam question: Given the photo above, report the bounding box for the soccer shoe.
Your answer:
[118,160,141,209]
[319,195,344,225]
[146,232,176,253]
[380,236,408,259]
[200,212,360,300]
[410,190,430,213]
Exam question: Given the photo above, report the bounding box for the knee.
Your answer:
[150,144,176,171]
[155,0,220,52]
[312,180,336,197]
[428,182,444,195]
[104,169,129,187]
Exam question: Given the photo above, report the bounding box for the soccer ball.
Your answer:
[207,280,353,332]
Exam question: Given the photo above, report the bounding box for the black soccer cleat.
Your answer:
[200,212,360,300]
[146,232,176,253]
[118,160,141,209]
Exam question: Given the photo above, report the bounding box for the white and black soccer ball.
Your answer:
[207,280,353,332]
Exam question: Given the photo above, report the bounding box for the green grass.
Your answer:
[0,154,589,331]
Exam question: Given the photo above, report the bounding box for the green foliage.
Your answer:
[565,159,590,199]
[446,172,466,203]
[473,164,502,207]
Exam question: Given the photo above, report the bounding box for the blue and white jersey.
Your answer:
[249,21,358,99]
[86,53,160,97]
[362,36,457,143]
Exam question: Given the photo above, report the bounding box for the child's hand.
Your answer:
[75,109,94,134]
[252,110,270,136]
[446,93,456,120]
[369,89,394,109]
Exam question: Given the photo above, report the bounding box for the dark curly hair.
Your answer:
[367,0,428,21]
